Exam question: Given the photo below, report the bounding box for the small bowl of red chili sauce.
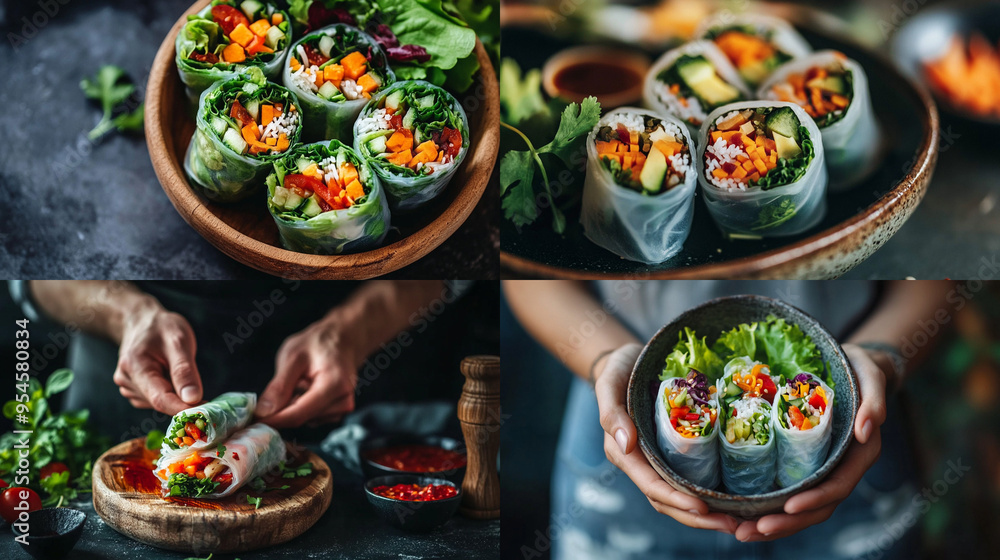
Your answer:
[360,435,467,485]
[364,475,462,532]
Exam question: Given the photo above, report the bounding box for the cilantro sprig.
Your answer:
[80,65,145,141]
[500,96,600,234]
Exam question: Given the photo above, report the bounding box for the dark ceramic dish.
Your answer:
[360,434,467,485]
[500,7,938,279]
[892,1,1000,127]
[10,508,86,560]
[626,295,859,517]
[364,475,462,532]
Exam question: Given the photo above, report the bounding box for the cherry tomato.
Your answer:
[185,423,203,441]
[229,99,254,128]
[284,174,334,210]
[40,462,69,480]
[0,487,42,523]
[211,5,249,36]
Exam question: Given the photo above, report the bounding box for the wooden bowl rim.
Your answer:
[145,0,499,279]
[625,295,860,509]
[499,12,940,279]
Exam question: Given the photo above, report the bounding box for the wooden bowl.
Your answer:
[145,0,499,279]
[626,295,859,517]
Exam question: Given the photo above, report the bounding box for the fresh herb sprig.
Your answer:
[80,65,145,140]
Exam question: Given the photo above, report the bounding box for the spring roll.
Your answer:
[265,139,390,254]
[162,392,256,454]
[717,356,778,495]
[580,108,697,263]
[643,41,751,137]
[282,24,395,142]
[184,71,303,202]
[154,423,286,499]
[354,80,470,212]
[653,370,720,488]
[758,50,880,191]
[697,101,828,237]
[175,0,292,109]
[697,13,812,88]
[773,372,835,488]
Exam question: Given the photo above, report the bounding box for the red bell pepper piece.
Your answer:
[211,5,250,36]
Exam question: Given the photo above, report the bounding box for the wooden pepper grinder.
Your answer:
[458,355,501,519]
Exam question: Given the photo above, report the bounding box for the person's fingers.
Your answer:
[162,328,203,405]
[645,498,738,534]
[128,398,151,409]
[595,343,643,455]
[784,430,881,514]
[258,346,308,417]
[753,503,837,537]
[130,363,189,415]
[844,344,888,444]
[263,376,351,428]
[603,432,710,514]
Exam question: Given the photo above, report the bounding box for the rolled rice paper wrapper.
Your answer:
[281,24,395,143]
[155,423,286,498]
[175,2,293,111]
[162,392,257,455]
[697,101,828,237]
[643,41,752,138]
[757,51,880,191]
[184,72,304,202]
[718,395,776,495]
[265,140,390,254]
[772,372,835,488]
[696,13,813,87]
[653,378,720,488]
[580,108,698,263]
[354,80,470,212]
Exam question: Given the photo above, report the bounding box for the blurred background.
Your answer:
[500,280,1000,558]
[499,0,1000,278]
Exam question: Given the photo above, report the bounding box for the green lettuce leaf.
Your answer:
[661,327,725,381]
[754,315,824,380]
[378,0,477,86]
[713,323,758,363]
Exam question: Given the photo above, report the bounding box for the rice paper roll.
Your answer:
[643,41,751,138]
[697,13,812,88]
[717,356,779,495]
[653,371,720,488]
[175,0,293,109]
[580,108,697,263]
[354,80,470,212]
[162,392,257,455]
[697,101,827,238]
[185,71,303,202]
[772,372,835,488]
[265,139,390,254]
[758,50,880,191]
[282,24,395,142]
[154,423,286,498]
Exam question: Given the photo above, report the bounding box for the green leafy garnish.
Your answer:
[247,495,263,509]
[754,126,814,190]
[80,65,145,141]
[145,430,164,451]
[754,315,825,381]
[714,323,758,361]
[501,96,601,233]
[249,477,289,492]
[662,327,726,381]
[167,473,221,498]
[500,58,548,128]
[280,461,314,479]
[216,445,227,458]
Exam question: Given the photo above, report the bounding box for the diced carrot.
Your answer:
[737,154,749,162]
[245,38,273,56]
[195,471,206,479]
[230,23,254,47]
[595,140,615,154]
[653,139,679,157]
[222,43,246,63]
[314,71,324,87]
[345,179,365,199]
[386,149,412,166]
[183,436,195,446]
[357,73,379,93]
[250,19,271,37]
[742,159,755,172]
[341,51,368,80]
[769,153,777,166]
[185,465,197,476]
[271,13,283,25]
[748,171,760,182]
[711,131,723,143]
[241,123,260,144]
[386,129,413,153]
[629,130,639,145]
[633,152,646,169]
[829,93,850,108]
[260,104,274,127]
[712,168,728,179]
[275,133,289,151]
[324,64,344,83]
[732,166,748,179]
[753,157,768,175]
[289,57,301,71]
[340,162,359,186]
[265,137,277,146]
[622,153,634,170]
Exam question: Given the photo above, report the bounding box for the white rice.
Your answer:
[356,108,392,135]
[260,105,299,142]
[731,397,768,419]
[705,135,750,192]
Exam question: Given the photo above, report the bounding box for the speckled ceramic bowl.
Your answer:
[626,295,859,517]
[364,475,462,532]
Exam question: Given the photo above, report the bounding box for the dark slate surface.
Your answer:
[0,0,498,280]
[0,445,500,560]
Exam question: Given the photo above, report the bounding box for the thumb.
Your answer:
[845,344,888,445]
[595,343,643,456]
[258,350,307,417]
[164,334,202,405]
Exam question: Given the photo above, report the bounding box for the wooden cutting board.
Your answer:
[93,437,332,554]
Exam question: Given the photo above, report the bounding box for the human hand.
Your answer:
[595,343,740,534]
[734,342,887,541]
[256,315,358,428]
[113,299,203,415]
